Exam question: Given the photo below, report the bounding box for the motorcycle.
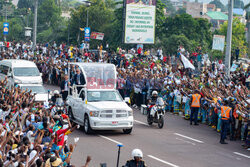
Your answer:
[147,97,165,128]
[50,96,65,116]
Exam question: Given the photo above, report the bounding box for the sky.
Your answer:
[189,0,249,6]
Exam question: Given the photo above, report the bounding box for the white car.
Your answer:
[18,84,49,102]
[66,63,134,134]
[0,59,43,87]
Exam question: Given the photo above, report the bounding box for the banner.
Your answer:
[3,22,9,35]
[124,0,156,44]
[212,35,225,51]
[181,54,195,70]
[90,32,104,40]
[84,27,91,42]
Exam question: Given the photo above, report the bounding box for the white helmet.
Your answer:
[132,149,143,158]
[54,90,59,95]
[152,91,158,96]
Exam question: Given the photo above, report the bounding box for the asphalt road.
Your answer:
[44,84,250,167]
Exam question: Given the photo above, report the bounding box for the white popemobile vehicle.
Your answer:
[66,63,134,134]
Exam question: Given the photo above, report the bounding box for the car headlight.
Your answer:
[89,111,99,117]
[128,110,133,116]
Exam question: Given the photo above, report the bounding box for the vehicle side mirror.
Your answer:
[7,73,12,78]
[40,73,43,77]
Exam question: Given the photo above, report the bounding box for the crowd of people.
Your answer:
[0,74,92,166]
[0,41,249,166]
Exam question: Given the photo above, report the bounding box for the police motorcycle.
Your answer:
[147,96,165,128]
[49,90,65,116]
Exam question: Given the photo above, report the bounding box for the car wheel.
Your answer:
[68,107,74,120]
[84,115,92,134]
[123,128,132,134]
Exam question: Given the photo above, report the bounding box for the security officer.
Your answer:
[219,99,232,144]
[124,149,147,167]
[190,90,201,125]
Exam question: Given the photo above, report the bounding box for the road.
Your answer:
[45,84,250,167]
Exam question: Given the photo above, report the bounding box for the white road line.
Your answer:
[174,133,204,143]
[147,155,179,167]
[176,137,196,146]
[98,135,123,145]
[134,120,149,126]
[233,152,250,159]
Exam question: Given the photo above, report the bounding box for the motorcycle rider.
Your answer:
[51,90,60,104]
[148,91,158,117]
[124,149,147,167]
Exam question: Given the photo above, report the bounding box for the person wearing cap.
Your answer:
[189,89,201,125]
[124,149,147,167]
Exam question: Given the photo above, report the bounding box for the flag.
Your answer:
[181,54,195,70]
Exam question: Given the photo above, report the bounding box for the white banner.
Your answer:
[212,35,225,51]
[124,0,156,44]
[181,54,195,70]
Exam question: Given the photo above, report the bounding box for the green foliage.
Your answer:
[161,14,212,54]
[175,8,186,15]
[0,17,25,41]
[68,0,115,46]
[209,0,226,12]
[17,0,43,11]
[218,18,247,57]
[37,0,65,43]
[161,0,175,14]
[210,50,224,60]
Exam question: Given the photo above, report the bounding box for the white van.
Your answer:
[0,59,42,87]
[67,63,134,134]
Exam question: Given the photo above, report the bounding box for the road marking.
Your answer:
[176,137,196,145]
[233,152,250,159]
[98,135,123,145]
[147,155,179,167]
[174,133,204,143]
[134,120,149,126]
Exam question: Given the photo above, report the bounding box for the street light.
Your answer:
[80,0,93,27]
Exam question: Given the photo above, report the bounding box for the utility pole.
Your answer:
[86,8,89,27]
[225,0,234,77]
[33,0,38,52]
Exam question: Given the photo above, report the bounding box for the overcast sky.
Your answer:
[189,0,249,6]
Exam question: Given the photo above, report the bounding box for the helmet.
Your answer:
[152,91,158,96]
[54,90,59,95]
[132,149,143,158]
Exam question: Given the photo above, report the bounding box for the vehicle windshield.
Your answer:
[156,97,164,106]
[20,86,46,94]
[14,67,40,76]
[87,91,123,102]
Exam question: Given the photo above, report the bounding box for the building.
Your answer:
[171,0,184,10]
[183,1,207,18]
[205,11,228,29]
[207,4,216,12]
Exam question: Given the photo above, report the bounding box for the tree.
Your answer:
[161,14,212,54]
[174,8,186,15]
[161,0,176,15]
[209,0,226,12]
[218,18,247,57]
[17,0,43,11]
[68,0,115,46]
[37,0,65,43]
